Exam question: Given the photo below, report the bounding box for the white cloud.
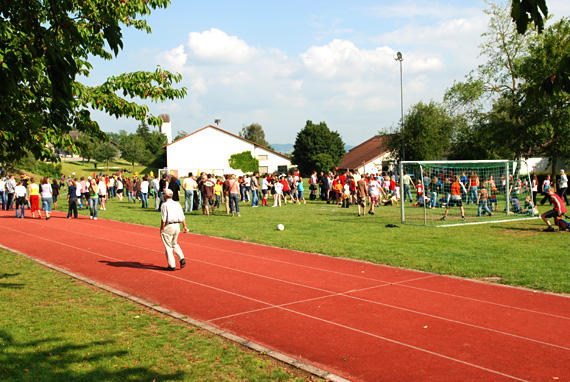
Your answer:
[187,28,257,64]
[155,25,479,144]
[301,39,443,79]
[159,44,187,72]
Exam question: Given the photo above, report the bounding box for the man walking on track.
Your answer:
[160,188,188,271]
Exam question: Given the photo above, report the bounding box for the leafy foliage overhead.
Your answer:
[510,0,548,34]
[0,0,187,163]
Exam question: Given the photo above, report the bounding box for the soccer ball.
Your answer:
[277,224,285,231]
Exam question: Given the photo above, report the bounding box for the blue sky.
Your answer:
[88,0,569,145]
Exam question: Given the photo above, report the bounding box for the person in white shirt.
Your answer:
[108,176,115,199]
[140,176,150,208]
[5,175,16,210]
[368,176,382,215]
[40,177,53,219]
[160,188,188,271]
[98,178,107,210]
[182,172,197,213]
[14,180,27,218]
[273,178,283,207]
[261,175,270,207]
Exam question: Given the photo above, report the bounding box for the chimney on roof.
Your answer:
[159,114,172,144]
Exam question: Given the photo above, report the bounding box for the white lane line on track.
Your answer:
[60,216,570,321]
[5,222,570,353]
[1,227,530,382]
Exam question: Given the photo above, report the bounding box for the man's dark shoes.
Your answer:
[165,266,176,271]
[543,226,555,232]
[180,258,186,269]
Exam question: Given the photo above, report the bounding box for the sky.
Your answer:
[86,0,570,146]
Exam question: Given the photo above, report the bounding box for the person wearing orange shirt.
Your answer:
[441,176,465,221]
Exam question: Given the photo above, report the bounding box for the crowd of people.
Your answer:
[0,167,567,231]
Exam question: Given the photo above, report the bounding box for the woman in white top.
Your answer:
[14,181,27,218]
[98,178,107,210]
[40,177,53,219]
[140,176,150,208]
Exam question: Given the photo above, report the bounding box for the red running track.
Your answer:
[1,210,569,381]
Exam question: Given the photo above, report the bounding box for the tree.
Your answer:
[228,151,259,173]
[0,0,187,163]
[120,134,148,171]
[94,142,118,171]
[239,123,272,148]
[291,121,345,175]
[75,133,99,164]
[444,1,538,160]
[388,101,456,161]
[518,18,570,180]
[173,130,188,142]
[136,120,151,141]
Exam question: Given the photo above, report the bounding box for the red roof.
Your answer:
[339,135,392,169]
[164,125,290,160]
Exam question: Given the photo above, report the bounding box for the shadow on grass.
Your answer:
[0,273,24,289]
[98,260,165,271]
[0,283,24,289]
[0,330,183,382]
[0,273,20,279]
[495,226,541,232]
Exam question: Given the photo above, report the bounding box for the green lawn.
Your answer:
[0,250,318,382]
[54,189,569,294]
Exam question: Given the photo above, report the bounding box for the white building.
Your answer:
[164,125,291,177]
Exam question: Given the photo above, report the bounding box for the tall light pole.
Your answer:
[395,51,404,162]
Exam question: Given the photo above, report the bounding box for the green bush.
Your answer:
[16,151,62,178]
[228,151,259,173]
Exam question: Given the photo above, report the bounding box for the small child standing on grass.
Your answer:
[477,187,493,217]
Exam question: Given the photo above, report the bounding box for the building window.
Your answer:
[257,155,268,161]
[259,166,268,174]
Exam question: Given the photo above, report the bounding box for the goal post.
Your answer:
[399,160,536,226]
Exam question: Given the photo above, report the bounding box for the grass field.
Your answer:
[48,189,569,294]
[0,250,318,382]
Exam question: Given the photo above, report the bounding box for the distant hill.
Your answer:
[271,143,354,155]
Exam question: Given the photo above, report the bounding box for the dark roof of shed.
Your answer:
[339,135,392,169]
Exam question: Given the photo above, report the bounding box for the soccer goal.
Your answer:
[399,160,537,227]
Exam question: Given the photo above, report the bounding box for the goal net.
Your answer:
[399,160,536,226]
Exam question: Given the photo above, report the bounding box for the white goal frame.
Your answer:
[399,160,536,227]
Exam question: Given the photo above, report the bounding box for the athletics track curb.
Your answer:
[0,244,351,382]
